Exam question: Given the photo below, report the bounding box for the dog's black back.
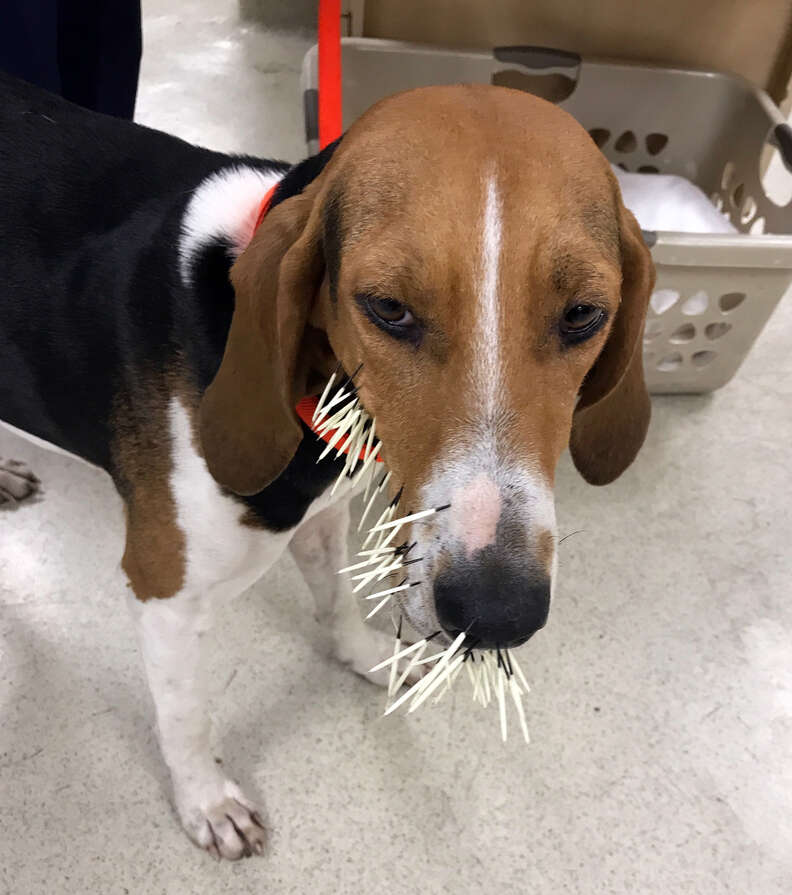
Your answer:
[0,73,350,530]
[0,72,280,469]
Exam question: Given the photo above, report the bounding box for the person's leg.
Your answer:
[0,0,61,94]
[57,0,142,119]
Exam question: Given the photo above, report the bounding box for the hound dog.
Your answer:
[0,71,653,859]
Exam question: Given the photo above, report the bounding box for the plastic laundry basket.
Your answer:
[301,39,792,393]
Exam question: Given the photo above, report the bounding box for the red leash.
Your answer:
[254,0,342,229]
[318,0,343,150]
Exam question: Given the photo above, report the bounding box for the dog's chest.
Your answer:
[167,397,348,596]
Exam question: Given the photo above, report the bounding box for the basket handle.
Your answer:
[492,46,581,102]
[494,46,581,72]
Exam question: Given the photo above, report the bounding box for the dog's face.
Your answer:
[200,85,654,647]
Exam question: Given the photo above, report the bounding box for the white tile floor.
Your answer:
[2,2,792,892]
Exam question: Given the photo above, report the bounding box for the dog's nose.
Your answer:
[433,554,550,649]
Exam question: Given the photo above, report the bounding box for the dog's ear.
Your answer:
[198,148,340,495]
[569,200,655,485]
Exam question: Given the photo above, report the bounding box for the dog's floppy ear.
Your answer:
[199,167,332,495]
[569,200,655,485]
[199,189,323,495]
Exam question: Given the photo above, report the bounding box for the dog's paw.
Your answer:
[175,775,266,861]
[334,622,424,690]
[0,457,41,506]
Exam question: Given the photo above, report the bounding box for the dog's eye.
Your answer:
[356,293,421,344]
[560,304,606,342]
[367,296,414,327]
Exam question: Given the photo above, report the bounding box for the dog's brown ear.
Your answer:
[199,185,324,495]
[569,202,655,485]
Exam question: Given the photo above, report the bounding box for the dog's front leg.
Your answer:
[290,498,405,687]
[128,589,266,860]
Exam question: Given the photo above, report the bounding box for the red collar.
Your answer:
[253,184,278,233]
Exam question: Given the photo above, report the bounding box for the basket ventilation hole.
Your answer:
[643,319,664,341]
[719,291,746,313]
[692,350,716,368]
[740,195,758,225]
[650,289,679,315]
[616,162,629,172]
[588,128,610,148]
[657,352,683,372]
[638,165,659,174]
[614,130,637,153]
[750,216,766,235]
[732,183,745,209]
[681,291,709,315]
[721,162,735,190]
[645,133,668,156]
[670,323,696,343]
[705,322,731,340]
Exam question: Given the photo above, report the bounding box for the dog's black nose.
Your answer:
[433,554,550,649]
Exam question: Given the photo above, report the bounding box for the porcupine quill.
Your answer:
[312,366,531,743]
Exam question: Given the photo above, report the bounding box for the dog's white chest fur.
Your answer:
[167,396,289,594]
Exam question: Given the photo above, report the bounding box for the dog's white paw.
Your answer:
[0,457,41,506]
[334,622,423,689]
[174,774,266,861]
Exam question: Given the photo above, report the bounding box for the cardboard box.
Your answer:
[344,0,792,104]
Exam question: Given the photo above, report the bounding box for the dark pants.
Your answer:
[0,0,142,119]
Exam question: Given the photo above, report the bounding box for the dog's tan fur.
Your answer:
[115,372,188,600]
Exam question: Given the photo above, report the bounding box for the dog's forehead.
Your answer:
[342,84,601,159]
[330,85,616,245]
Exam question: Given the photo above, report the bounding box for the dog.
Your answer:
[0,71,653,859]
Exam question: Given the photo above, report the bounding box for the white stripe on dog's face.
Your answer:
[395,171,558,641]
[477,174,503,418]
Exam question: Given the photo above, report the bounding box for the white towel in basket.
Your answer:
[612,166,737,234]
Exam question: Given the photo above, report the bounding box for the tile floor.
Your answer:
[1,1,791,892]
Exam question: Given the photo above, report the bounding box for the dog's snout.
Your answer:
[433,553,550,649]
